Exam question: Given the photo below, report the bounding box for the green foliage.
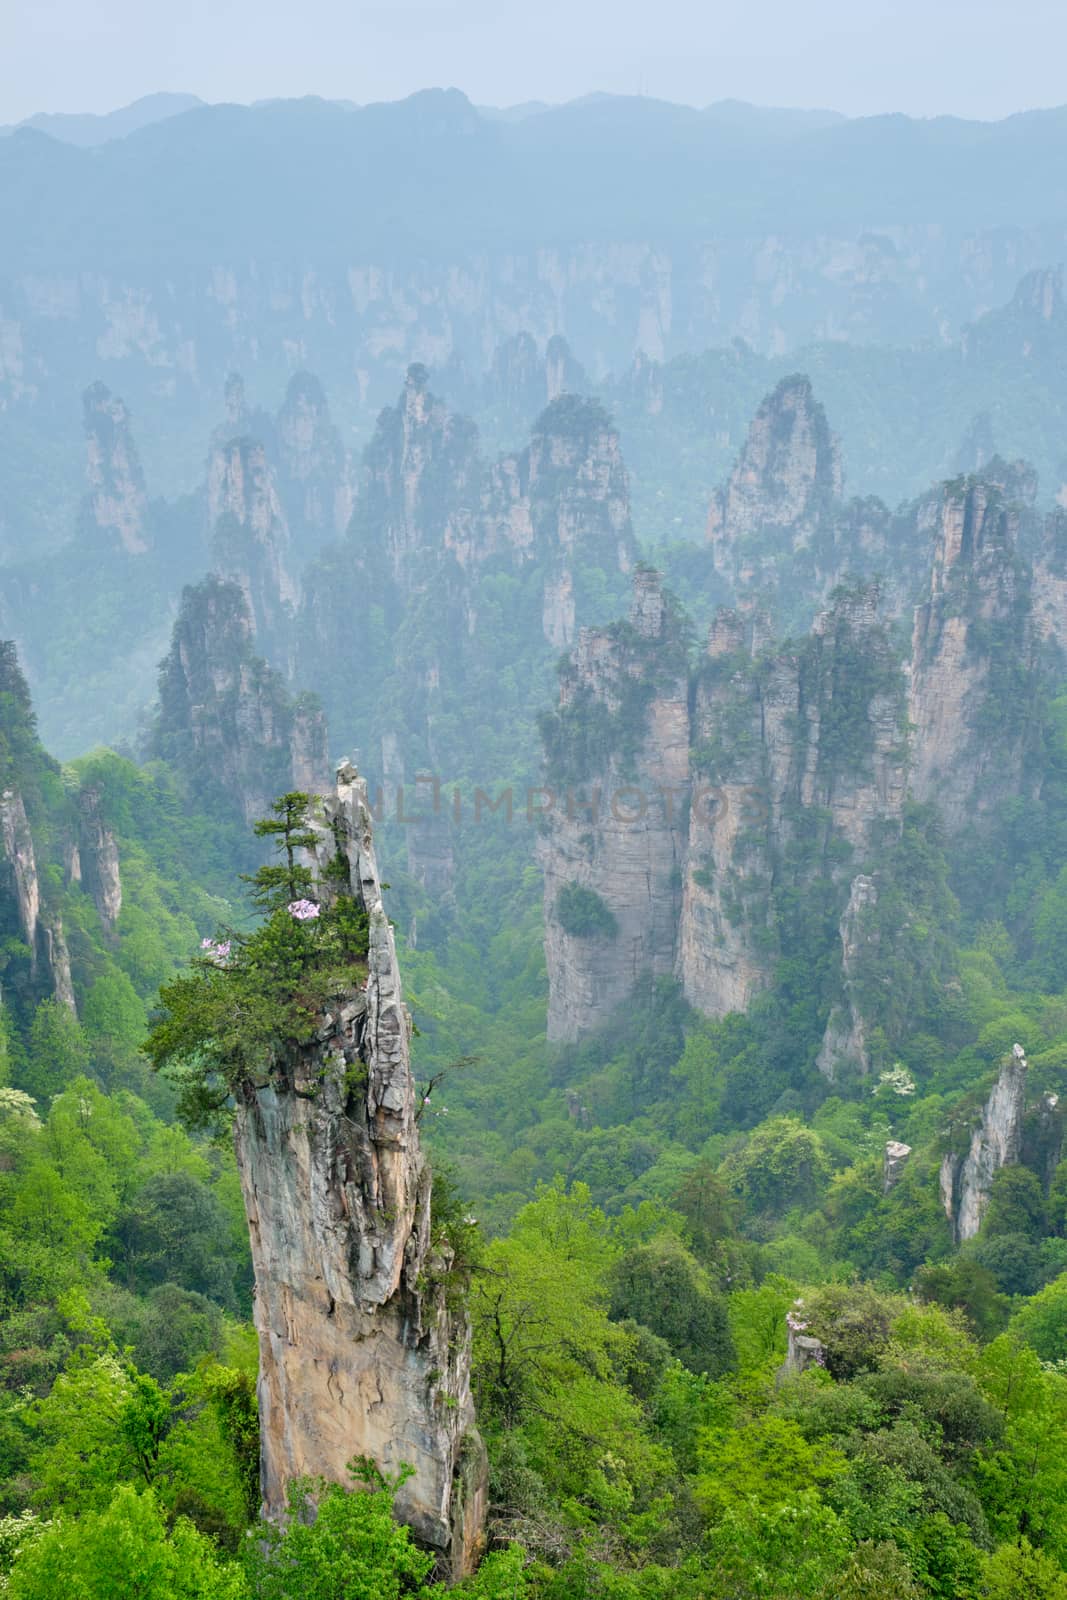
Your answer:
[145,793,370,1122]
[608,1237,734,1377]
[20,1000,90,1105]
[721,1117,832,1218]
[247,1461,434,1600]
[554,883,618,940]
[6,1485,246,1599]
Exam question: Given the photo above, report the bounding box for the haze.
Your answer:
[3,0,1066,125]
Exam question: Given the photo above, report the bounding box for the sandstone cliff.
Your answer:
[539,569,690,1043]
[703,375,938,628]
[275,372,356,556]
[940,1044,1029,1244]
[299,369,637,798]
[540,574,924,1061]
[82,381,150,555]
[908,474,1039,831]
[76,784,122,936]
[233,762,486,1573]
[681,586,908,1054]
[208,437,299,660]
[154,576,329,824]
[539,573,911,1050]
[0,644,79,1011]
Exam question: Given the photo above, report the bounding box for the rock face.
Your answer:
[298,368,637,797]
[883,1141,912,1193]
[82,382,150,555]
[208,437,299,657]
[703,377,938,629]
[154,576,329,824]
[680,586,907,1036]
[77,786,122,935]
[472,332,590,434]
[908,475,1038,831]
[707,376,842,572]
[337,366,635,620]
[539,570,690,1043]
[274,372,356,558]
[940,1044,1029,1244]
[233,763,486,1574]
[0,788,41,970]
[539,575,910,1047]
[817,876,880,1081]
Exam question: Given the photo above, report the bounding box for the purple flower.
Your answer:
[200,936,232,965]
[288,899,321,922]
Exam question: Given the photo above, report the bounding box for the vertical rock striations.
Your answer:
[233,762,486,1573]
[908,474,1039,831]
[680,585,908,1046]
[82,381,151,556]
[153,576,329,824]
[538,573,911,1052]
[208,437,299,658]
[77,785,122,936]
[539,569,690,1043]
[298,368,637,798]
[704,375,933,627]
[940,1044,1029,1243]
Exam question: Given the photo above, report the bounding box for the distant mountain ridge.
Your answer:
[0,91,205,146]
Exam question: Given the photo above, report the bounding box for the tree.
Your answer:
[20,1001,90,1105]
[721,1117,831,1217]
[246,1462,434,1600]
[983,1166,1048,1240]
[914,1260,1008,1342]
[609,1237,734,1377]
[6,1485,246,1600]
[108,1170,237,1307]
[1009,1272,1067,1361]
[146,793,370,1125]
[471,1180,668,1512]
[982,1538,1067,1599]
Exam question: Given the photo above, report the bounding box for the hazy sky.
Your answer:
[2,0,1064,125]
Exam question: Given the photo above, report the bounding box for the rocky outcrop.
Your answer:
[540,575,910,1044]
[1031,508,1067,653]
[707,376,842,568]
[540,570,690,1043]
[77,786,122,935]
[298,370,637,777]
[42,916,76,1013]
[704,376,938,627]
[883,1140,912,1193]
[208,437,299,656]
[154,577,329,824]
[908,474,1037,831]
[940,1044,1029,1244]
[233,762,485,1574]
[962,266,1065,365]
[481,332,589,430]
[0,787,41,971]
[82,382,150,555]
[816,875,879,1080]
[0,786,77,1012]
[679,586,908,1029]
[275,372,356,554]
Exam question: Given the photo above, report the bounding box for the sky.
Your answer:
[2,0,1065,126]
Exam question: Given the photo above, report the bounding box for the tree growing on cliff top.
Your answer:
[144,793,369,1127]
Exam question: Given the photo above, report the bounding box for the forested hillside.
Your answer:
[8,72,1067,1600]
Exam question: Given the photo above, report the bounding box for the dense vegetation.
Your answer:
[5,126,1067,1586]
